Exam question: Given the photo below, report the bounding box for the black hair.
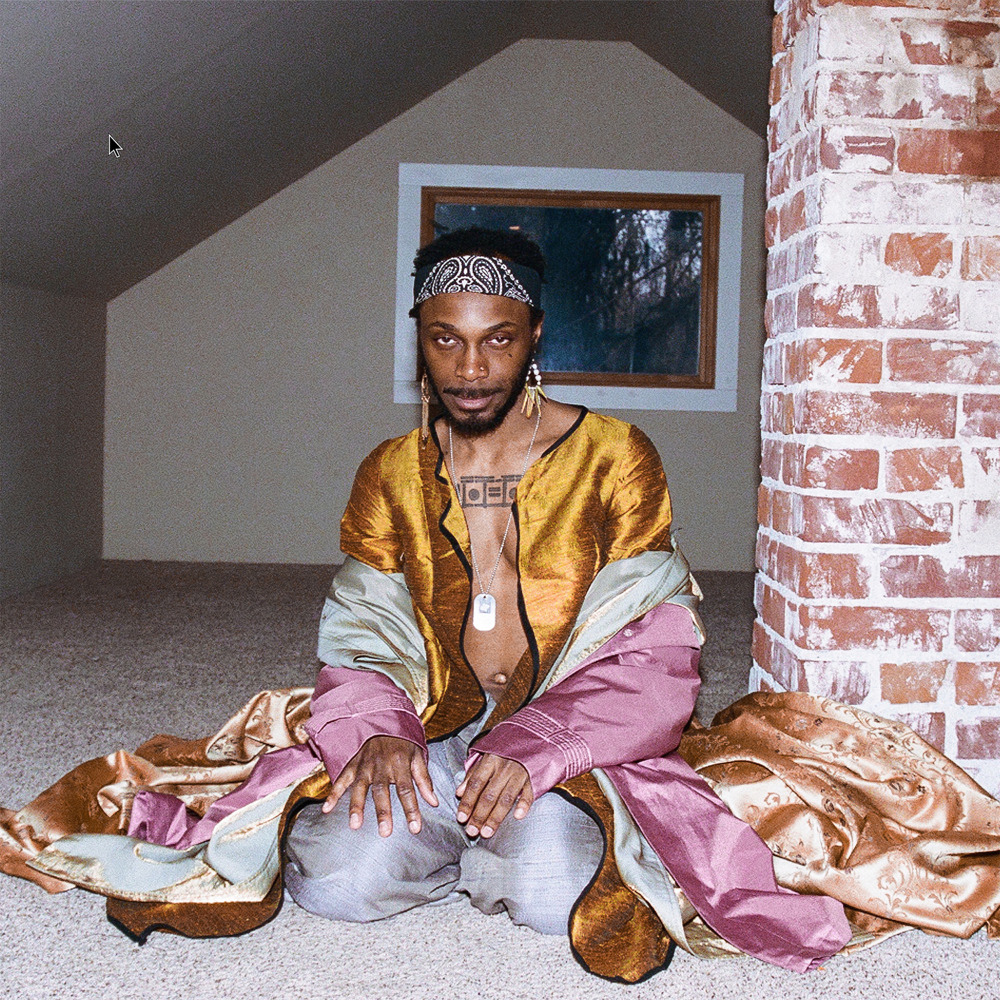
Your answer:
[410,226,546,326]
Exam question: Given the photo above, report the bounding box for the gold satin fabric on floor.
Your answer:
[2,690,997,978]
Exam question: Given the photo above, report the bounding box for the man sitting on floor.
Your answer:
[278,226,851,976]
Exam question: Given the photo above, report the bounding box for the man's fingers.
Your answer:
[513,789,533,820]
[347,775,370,829]
[455,758,496,822]
[469,777,524,838]
[394,781,424,834]
[371,782,394,837]
[324,763,357,814]
[411,754,438,808]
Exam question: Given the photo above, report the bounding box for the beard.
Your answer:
[426,352,534,436]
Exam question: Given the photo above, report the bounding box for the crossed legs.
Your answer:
[284,731,603,935]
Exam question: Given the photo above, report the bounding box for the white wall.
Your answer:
[2,281,105,596]
[105,40,767,570]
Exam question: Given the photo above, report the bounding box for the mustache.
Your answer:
[441,388,496,399]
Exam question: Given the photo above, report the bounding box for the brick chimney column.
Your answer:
[757,0,1000,795]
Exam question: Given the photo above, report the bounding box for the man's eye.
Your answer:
[489,336,512,346]
[434,336,456,346]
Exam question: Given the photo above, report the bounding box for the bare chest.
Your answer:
[454,472,528,698]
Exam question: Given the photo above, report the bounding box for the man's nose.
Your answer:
[457,349,487,380]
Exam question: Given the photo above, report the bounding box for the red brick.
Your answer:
[756,580,789,635]
[820,127,895,173]
[791,132,820,184]
[795,605,950,652]
[956,610,1000,652]
[886,446,964,492]
[765,205,780,248]
[884,232,953,277]
[962,235,1000,280]
[779,188,809,239]
[957,717,1000,758]
[758,484,773,529]
[768,291,798,336]
[769,148,792,200]
[799,446,880,490]
[797,496,952,545]
[798,284,879,328]
[773,11,787,56]
[797,550,871,599]
[899,19,1000,68]
[877,285,959,330]
[801,659,872,702]
[961,393,1000,438]
[772,488,795,535]
[882,660,949,704]
[881,555,1000,599]
[794,389,957,438]
[761,437,783,480]
[771,52,791,108]
[788,338,882,383]
[898,711,947,752]
[763,340,785,385]
[898,128,1000,177]
[770,637,807,694]
[888,338,1000,384]
[956,662,1000,705]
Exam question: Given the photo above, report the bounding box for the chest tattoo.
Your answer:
[457,474,521,508]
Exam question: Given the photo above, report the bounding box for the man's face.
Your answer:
[418,291,541,435]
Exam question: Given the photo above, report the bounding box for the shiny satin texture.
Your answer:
[5,688,998,967]
[338,410,687,738]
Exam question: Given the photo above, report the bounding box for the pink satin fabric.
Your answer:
[128,602,849,971]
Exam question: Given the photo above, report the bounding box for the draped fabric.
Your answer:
[2,411,997,977]
[3,689,997,954]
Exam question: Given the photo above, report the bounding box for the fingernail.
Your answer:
[408,820,421,834]
[378,821,390,836]
[466,825,478,836]
[456,810,468,822]
[480,826,493,838]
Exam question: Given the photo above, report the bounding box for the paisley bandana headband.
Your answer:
[413,254,542,309]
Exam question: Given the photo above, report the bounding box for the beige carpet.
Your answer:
[1,561,994,1000]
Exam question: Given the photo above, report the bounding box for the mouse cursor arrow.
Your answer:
[108,135,122,158]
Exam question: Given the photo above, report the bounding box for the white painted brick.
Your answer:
[961,285,1000,335]
[966,180,1000,228]
[820,176,965,226]
[814,229,883,281]
[816,7,904,65]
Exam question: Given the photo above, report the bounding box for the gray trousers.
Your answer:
[284,720,604,935]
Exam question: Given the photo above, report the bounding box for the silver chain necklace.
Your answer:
[448,407,541,632]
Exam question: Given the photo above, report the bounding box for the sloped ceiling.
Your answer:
[1,0,772,302]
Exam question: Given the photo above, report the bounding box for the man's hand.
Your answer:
[455,753,533,838]
[323,735,437,837]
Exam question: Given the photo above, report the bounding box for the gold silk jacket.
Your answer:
[339,409,689,739]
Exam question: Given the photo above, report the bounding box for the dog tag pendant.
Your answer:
[472,593,496,631]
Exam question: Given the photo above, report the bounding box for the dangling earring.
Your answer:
[420,373,431,446]
[521,361,546,418]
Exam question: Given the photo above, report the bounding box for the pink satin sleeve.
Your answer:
[304,665,427,777]
[470,602,700,795]
[468,602,852,973]
[128,666,425,849]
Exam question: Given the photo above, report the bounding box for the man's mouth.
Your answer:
[443,389,497,412]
